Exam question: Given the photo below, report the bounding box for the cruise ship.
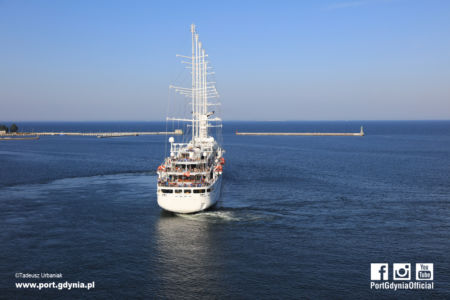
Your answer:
[156,24,224,213]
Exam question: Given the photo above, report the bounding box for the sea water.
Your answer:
[0,121,449,298]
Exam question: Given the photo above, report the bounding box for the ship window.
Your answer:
[193,189,201,194]
[200,189,205,193]
[175,189,182,193]
[161,189,173,193]
[184,189,191,194]
[207,188,211,192]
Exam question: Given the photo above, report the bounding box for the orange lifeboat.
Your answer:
[157,165,165,171]
[220,157,225,165]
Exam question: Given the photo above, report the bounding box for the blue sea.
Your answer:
[0,121,449,299]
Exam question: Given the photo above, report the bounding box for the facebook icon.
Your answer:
[371,263,389,280]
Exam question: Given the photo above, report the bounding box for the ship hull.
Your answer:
[157,176,222,214]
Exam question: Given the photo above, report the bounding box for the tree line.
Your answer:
[0,124,19,133]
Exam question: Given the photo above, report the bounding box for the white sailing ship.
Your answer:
[156,24,225,213]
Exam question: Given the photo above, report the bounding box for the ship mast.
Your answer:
[169,24,221,145]
[191,24,196,140]
[192,24,208,142]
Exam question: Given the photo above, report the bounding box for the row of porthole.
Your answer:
[159,188,213,194]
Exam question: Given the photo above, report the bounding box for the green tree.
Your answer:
[10,123,18,133]
[0,125,8,133]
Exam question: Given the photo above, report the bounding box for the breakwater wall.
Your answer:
[236,126,364,137]
[0,130,183,138]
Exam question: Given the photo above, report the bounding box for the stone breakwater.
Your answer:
[236,127,364,137]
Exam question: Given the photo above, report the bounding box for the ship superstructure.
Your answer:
[156,24,224,213]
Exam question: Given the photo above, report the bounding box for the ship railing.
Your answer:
[172,158,208,164]
[162,167,209,173]
[157,181,211,188]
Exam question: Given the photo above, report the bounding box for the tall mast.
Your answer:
[200,48,207,139]
[191,24,196,141]
[192,25,206,142]
[196,36,200,141]
[169,24,221,144]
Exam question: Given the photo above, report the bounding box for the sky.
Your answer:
[0,0,449,121]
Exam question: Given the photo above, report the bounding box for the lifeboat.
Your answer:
[220,157,225,165]
[157,165,165,171]
[183,171,191,177]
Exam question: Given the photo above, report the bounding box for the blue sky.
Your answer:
[0,0,449,121]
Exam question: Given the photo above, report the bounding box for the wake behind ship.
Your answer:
[156,24,225,213]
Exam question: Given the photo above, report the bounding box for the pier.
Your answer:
[0,129,183,139]
[0,136,39,141]
[236,127,364,137]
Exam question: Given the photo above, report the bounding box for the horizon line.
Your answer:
[1,119,450,123]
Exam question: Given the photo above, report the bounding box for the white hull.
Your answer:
[157,176,222,214]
